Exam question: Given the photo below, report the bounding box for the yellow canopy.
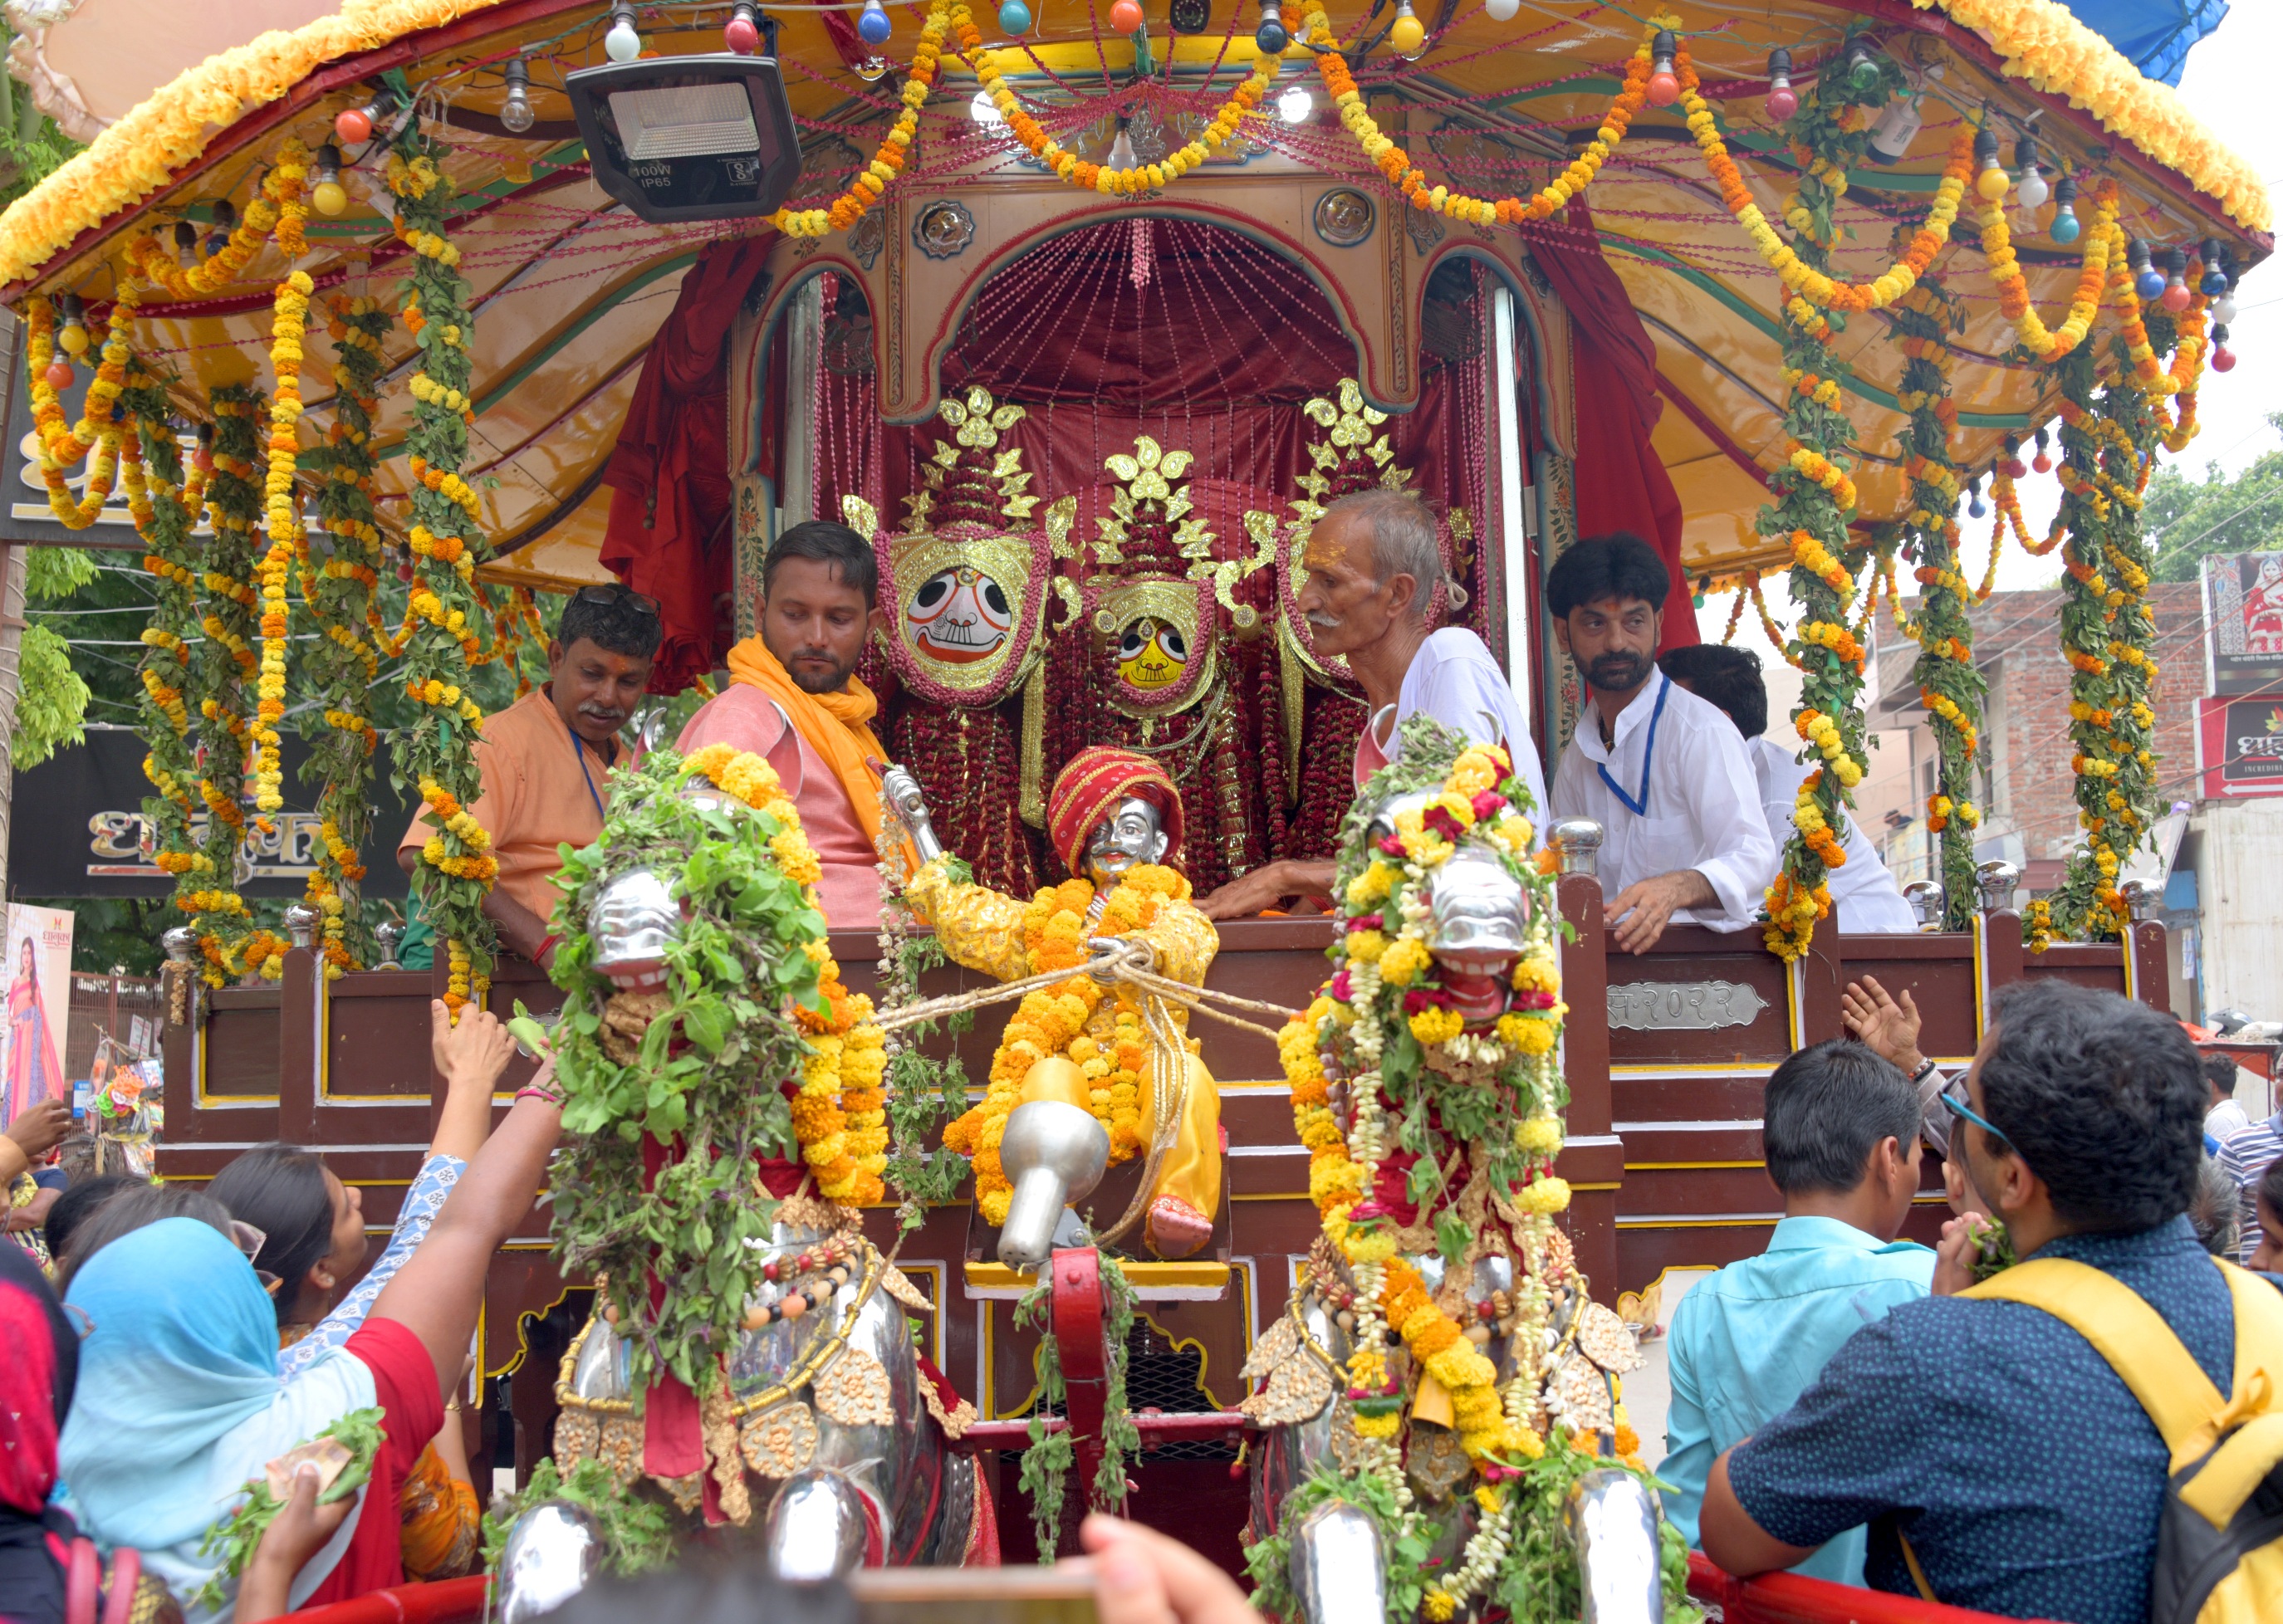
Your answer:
[0,0,2263,588]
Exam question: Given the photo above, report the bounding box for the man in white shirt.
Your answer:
[1198,488,1548,919]
[1659,643,1918,935]
[1546,533,1777,952]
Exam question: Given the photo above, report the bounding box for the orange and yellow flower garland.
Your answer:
[771,0,946,235]
[1305,7,1651,227]
[968,2,1275,196]
[682,742,889,1204]
[250,268,314,838]
[942,866,1186,1225]
[1977,178,2119,361]
[24,292,134,529]
[125,141,309,301]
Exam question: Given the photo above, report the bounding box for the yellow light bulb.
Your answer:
[1389,12,1425,53]
[56,322,89,355]
[1974,165,2010,203]
[313,179,350,217]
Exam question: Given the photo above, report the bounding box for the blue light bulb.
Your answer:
[858,0,893,45]
[2135,265,2166,301]
[2049,206,2080,244]
[999,0,1031,32]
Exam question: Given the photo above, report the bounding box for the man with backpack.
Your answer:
[1698,979,2283,1623]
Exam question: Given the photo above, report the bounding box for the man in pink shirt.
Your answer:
[676,521,894,929]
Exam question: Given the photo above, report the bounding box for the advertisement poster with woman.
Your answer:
[1,903,71,1123]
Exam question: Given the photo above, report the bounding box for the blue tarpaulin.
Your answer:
[2063,0,2230,86]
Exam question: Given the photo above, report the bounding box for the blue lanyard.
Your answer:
[1595,673,1669,818]
[571,732,608,824]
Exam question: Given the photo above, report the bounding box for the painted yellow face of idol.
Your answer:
[1117,616,1188,691]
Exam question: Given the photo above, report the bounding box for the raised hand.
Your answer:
[1841,976,1925,1074]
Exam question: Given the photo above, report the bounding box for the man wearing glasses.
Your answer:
[397,585,661,971]
[1699,980,2279,1623]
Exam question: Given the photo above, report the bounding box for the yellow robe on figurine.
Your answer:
[908,749,1224,1260]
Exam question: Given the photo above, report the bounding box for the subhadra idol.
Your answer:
[883,745,1224,1264]
[1243,718,1694,1624]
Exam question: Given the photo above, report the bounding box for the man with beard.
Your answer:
[1198,488,1547,918]
[674,521,894,927]
[1547,533,1775,953]
[397,585,660,971]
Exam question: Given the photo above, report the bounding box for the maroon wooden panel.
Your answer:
[1604,927,1792,1069]
[2019,943,2129,997]
[1611,1073,1766,1122]
[1831,933,1983,1059]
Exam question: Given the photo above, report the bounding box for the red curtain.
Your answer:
[1523,201,1699,648]
[600,236,773,692]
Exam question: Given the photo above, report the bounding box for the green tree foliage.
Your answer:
[2146,412,2283,581]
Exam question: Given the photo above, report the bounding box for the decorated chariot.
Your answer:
[0,0,2249,1617]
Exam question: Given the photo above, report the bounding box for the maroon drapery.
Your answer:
[601,236,773,692]
[1522,200,1699,648]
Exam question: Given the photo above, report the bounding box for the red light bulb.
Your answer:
[724,13,758,51]
[1647,68,1679,107]
[2032,451,2053,473]
[1110,0,1144,31]
[335,105,373,144]
[194,447,213,473]
[2212,345,2237,373]
[42,360,72,389]
[1765,84,1797,120]
[2161,280,2192,312]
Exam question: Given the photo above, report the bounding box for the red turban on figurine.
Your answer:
[1046,748,1185,875]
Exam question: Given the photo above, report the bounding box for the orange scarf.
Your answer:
[724,636,890,847]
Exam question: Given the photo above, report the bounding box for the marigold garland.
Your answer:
[391,132,495,1019]
[1755,37,1891,963]
[941,864,1189,1225]
[23,293,133,529]
[1885,274,1982,925]
[249,269,314,853]
[123,141,309,301]
[972,2,1274,198]
[1909,0,2266,232]
[1305,7,1655,227]
[1976,177,2118,361]
[120,360,214,942]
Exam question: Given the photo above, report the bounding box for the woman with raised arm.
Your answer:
[56,1002,561,1621]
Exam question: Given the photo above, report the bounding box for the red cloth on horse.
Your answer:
[1523,201,1699,649]
[601,237,772,692]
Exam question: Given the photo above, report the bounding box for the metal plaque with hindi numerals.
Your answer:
[1605,979,1769,1032]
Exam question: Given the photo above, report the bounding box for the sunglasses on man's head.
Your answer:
[1942,1086,2011,1153]
[573,585,660,617]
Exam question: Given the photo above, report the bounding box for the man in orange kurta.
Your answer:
[397,586,659,970]
[674,521,895,930]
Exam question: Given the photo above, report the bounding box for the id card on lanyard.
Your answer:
[571,734,610,824]
[1595,674,1669,817]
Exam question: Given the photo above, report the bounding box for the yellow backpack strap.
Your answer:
[2177,1264,2283,1529]
[1962,1258,2224,1467]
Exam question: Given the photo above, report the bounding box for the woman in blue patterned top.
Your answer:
[208,1006,517,1581]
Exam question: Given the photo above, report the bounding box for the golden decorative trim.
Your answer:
[814,1344,896,1427]
[921,1367,977,1439]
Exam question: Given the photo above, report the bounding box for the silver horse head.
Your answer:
[589,867,679,991]
[494,1501,606,1624]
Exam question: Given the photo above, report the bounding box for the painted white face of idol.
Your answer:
[906,565,1013,664]
[1083,796,1169,889]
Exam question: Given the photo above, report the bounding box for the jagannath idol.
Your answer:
[1243,717,1695,1624]
[883,744,1222,1263]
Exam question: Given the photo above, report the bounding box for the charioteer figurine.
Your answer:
[883,746,1224,1263]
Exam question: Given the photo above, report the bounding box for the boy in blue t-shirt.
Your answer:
[1660,1037,1933,1585]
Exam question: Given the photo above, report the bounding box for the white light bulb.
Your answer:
[1484,0,1518,17]
[501,90,536,135]
[605,15,642,61]
[2215,293,2238,324]
[971,89,1003,125]
[2016,168,2049,210]
[1277,85,1313,124]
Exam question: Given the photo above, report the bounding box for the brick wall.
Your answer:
[1868,582,2204,883]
